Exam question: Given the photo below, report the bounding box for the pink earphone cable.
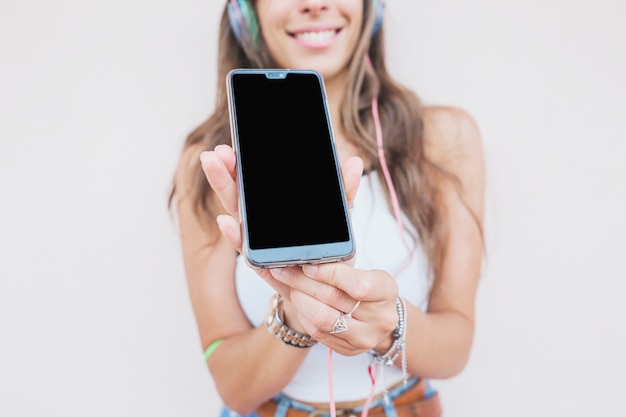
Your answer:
[371,95,415,274]
[328,348,336,417]
[328,61,414,417]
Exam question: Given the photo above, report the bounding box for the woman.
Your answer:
[170,0,485,416]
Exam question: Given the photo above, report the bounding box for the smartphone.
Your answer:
[226,69,355,269]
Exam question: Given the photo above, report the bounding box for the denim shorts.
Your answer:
[219,377,436,417]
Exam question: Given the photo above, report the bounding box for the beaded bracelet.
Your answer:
[368,297,409,393]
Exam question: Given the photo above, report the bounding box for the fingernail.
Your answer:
[216,215,226,226]
[270,268,287,280]
[200,151,210,163]
[302,264,319,277]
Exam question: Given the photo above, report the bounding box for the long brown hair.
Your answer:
[170,1,451,278]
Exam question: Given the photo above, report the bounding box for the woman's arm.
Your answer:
[174,145,309,414]
[176,144,364,413]
[359,105,485,378]
[393,105,485,378]
[412,105,485,377]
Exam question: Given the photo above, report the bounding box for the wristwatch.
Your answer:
[266,294,317,348]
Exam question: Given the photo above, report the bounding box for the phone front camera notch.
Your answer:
[266,71,287,79]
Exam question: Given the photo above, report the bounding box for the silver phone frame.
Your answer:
[225,68,355,269]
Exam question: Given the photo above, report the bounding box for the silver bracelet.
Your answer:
[368,297,409,394]
[265,294,317,348]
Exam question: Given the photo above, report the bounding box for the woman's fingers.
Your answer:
[278,270,398,354]
[257,270,292,301]
[216,213,294,300]
[301,263,398,305]
[215,214,242,253]
[341,156,363,210]
[214,143,237,174]
[202,149,361,232]
[203,147,369,318]
[293,294,381,355]
[270,263,398,323]
[200,146,240,221]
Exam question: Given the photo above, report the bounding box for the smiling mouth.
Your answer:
[292,29,340,42]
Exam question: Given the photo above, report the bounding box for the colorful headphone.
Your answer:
[227,0,385,45]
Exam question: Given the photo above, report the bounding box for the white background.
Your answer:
[1,0,625,416]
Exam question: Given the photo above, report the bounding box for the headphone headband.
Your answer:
[227,0,385,45]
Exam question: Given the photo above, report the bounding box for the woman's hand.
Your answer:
[199,144,364,301]
[269,263,400,356]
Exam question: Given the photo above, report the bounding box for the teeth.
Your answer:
[296,30,336,42]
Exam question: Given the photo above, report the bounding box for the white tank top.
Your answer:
[235,170,431,402]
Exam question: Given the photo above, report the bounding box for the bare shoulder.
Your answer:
[422,105,483,168]
[422,105,485,218]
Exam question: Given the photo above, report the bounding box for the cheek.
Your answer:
[256,1,289,31]
[340,1,364,39]
[340,0,364,18]
[256,5,288,47]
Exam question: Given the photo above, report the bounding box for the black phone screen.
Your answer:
[230,71,350,251]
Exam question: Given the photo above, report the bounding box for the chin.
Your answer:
[318,67,350,84]
[292,60,349,82]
